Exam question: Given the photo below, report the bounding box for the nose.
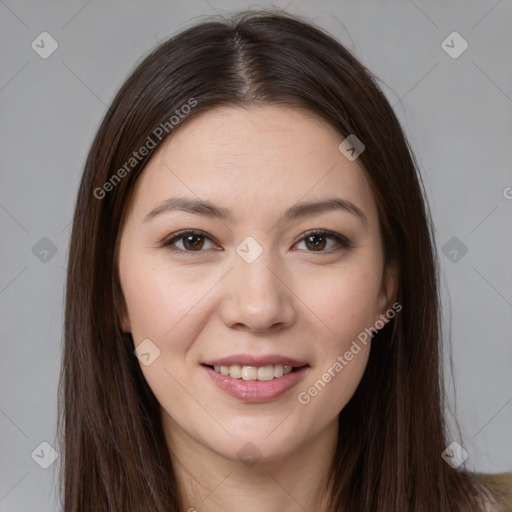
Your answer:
[218,247,296,333]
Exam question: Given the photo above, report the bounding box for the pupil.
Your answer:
[307,234,325,251]
[185,235,203,250]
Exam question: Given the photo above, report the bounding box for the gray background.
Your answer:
[1,0,511,510]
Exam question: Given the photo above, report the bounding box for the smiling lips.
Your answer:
[202,354,308,381]
[201,354,309,402]
[211,364,293,381]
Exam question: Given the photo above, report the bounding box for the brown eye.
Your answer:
[162,229,351,255]
[163,230,216,252]
[304,233,327,251]
[294,230,351,253]
[181,234,205,250]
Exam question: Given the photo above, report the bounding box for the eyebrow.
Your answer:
[143,196,368,227]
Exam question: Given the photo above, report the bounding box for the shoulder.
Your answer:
[475,472,512,512]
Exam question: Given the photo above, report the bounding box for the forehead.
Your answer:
[126,105,379,227]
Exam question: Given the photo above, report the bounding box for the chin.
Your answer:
[213,433,304,466]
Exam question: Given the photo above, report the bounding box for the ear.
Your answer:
[120,309,131,333]
[376,258,399,320]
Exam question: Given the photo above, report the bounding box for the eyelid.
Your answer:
[161,229,219,253]
[294,229,352,249]
[161,228,352,253]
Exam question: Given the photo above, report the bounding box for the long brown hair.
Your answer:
[58,9,505,511]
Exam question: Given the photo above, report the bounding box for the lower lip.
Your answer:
[202,365,309,403]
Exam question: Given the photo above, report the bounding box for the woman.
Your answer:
[58,10,511,511]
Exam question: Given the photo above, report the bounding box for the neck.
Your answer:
[163,415,338,512]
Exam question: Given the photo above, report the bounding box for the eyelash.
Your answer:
[161,229,352,255]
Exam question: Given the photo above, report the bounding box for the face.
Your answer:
[117,105,397,464]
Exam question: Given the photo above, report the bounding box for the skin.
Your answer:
[118,105,398,512]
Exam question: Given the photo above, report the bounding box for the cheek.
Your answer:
[292,261,381,414]
[120,257,212,429]
[120,251,210,347]
[301,261,383,349]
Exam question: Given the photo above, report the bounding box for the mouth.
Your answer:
[200,355,310,403]
[203,363,304,381]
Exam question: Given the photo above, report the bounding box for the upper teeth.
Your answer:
[213,364,293,381]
